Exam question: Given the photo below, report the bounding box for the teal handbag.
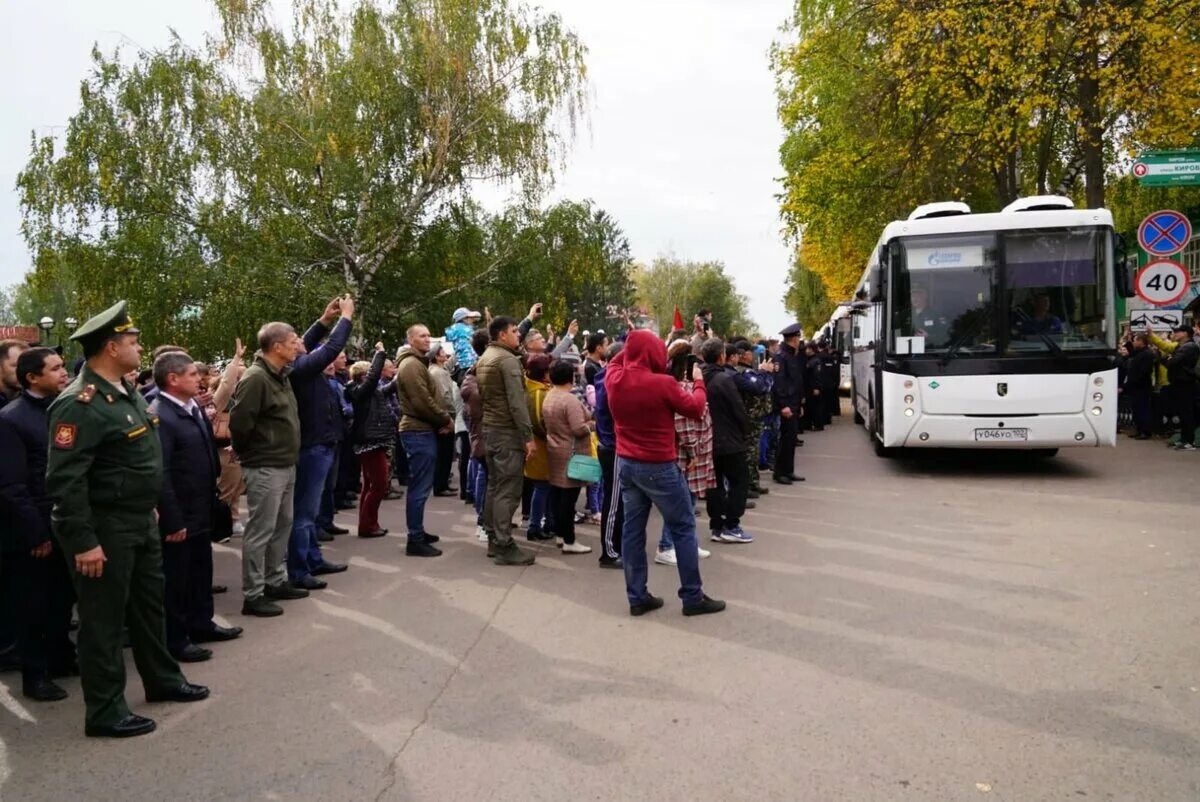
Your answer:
[567,452,602,483]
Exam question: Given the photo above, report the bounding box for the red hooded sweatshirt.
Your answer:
[606,330,708,463]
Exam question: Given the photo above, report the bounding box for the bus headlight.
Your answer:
[1092,392,1103,402]
[1093,377,1104,387]
[1075,432,1086,441]
[904,395,914,405]
[903,408,915,417]
[1091,406,1102,416]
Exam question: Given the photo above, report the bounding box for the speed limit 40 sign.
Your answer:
[1135,259,1190,306]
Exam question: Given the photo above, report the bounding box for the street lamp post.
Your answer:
[38,316,55,347]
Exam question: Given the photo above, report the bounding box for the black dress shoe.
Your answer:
[598,556,623,570]
[190,625,243,643]
[756,486,769,495]
[23,677,68,702]
[336,502,357,511]
[422,533,440,543]
[264,583,309,600]
[744,500,757,509]
[406,541,443,557]
[211,585,228,594]
[788,474,806,482]
[357,528,387,538]
[170,644,213,663]
[86,713,156,738]
[323,524,349,535]
[630,594,665,617]
[772,474,794,485]
[241,597,283,617]
[293,575,328,590]
[146,681,210,703]
[312,561,348,575]
[747,489,760,499]
[317,530,334,543]
[433,489,456,498]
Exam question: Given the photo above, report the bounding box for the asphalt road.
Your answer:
[2,407,1198,801]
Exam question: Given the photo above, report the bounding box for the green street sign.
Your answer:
[1132,150,1200,187]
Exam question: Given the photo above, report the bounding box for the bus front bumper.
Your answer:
[891,412,1116,448]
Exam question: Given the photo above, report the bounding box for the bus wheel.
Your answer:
[853,406,865,425]
[873,437,894,458]
[1031,448,1059,458]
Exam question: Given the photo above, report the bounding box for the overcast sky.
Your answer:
[0,0,796,335]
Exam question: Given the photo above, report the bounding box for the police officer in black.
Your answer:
[46,301,209,738]
[772,323,806,484]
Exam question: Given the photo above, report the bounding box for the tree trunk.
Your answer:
[1077,5,1105,208]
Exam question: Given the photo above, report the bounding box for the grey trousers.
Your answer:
[241,465,295,599]
[483,430,525,548]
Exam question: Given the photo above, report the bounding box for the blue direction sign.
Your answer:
[1138,210,1192,257]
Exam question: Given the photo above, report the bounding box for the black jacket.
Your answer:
[292,318,352,448]
[772,344,805,411]
[347,351,399,447]
[804,355,824,395]
[1123,347,1156,391]
[150,395,220,539]
[701,363,751,455]
[1164,340,1199,386]
[0,391,55,552]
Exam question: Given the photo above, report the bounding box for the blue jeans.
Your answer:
[400,431,437,541]
[316,445,340,530]
[529,480,551,533]
[288,444,334,581]
[620,459,703,606]
[470,457,489,525]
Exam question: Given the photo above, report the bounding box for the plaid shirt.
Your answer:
[674,379,716,494]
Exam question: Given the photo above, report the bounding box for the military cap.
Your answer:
[70,301,139,352]
[780,323,803,338]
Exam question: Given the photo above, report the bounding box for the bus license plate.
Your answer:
[974,428,1028,442]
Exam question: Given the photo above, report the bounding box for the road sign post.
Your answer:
[1135,260,1190,306]
[1132,151,1200,187]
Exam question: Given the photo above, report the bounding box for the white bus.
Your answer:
[850,196,1133,457]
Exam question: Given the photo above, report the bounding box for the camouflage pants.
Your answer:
[746,423,765,490]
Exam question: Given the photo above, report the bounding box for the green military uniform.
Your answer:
[46,302,185,731]
[736,363,774,494]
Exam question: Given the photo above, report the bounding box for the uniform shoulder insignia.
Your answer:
[76,384,96,404]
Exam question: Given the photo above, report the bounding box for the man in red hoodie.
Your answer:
[606,330,726,617]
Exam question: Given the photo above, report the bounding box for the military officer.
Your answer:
[46,301,210,738]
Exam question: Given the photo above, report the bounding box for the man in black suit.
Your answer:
[0,347,77,700]
[149,352,242,663]
[771,324,806,484]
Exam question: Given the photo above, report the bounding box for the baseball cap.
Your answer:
[453,307,481,323]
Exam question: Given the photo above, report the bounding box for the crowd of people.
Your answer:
[0,296,846,739]
[1117,321,1200,449]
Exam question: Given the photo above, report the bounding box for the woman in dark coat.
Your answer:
[345,345,397,537]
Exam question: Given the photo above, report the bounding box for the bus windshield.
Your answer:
[890,227,1110,355]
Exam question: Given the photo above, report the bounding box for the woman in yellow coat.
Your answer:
[523,353,554,540]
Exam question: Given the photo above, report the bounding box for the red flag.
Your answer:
[672,306,685,331]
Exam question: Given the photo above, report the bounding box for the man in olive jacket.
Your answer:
[395,324,452,557]
[475,316,537,566]
[229,322,309,616]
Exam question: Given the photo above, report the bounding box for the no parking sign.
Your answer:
[1138,210,1192,257]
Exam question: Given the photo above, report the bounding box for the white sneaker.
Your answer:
[561,542,592,554]
[475,525,488,542]
[231,521,244,536]
[654,548,678,566]
[697,546,711,559]
[555,537,564,548]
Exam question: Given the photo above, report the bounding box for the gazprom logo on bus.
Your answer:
[927,250,964,267]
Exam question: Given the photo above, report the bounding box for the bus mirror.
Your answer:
[868,266,884,302]
[1114,233,1136,298]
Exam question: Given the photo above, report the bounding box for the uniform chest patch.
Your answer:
[53,423,77,449]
